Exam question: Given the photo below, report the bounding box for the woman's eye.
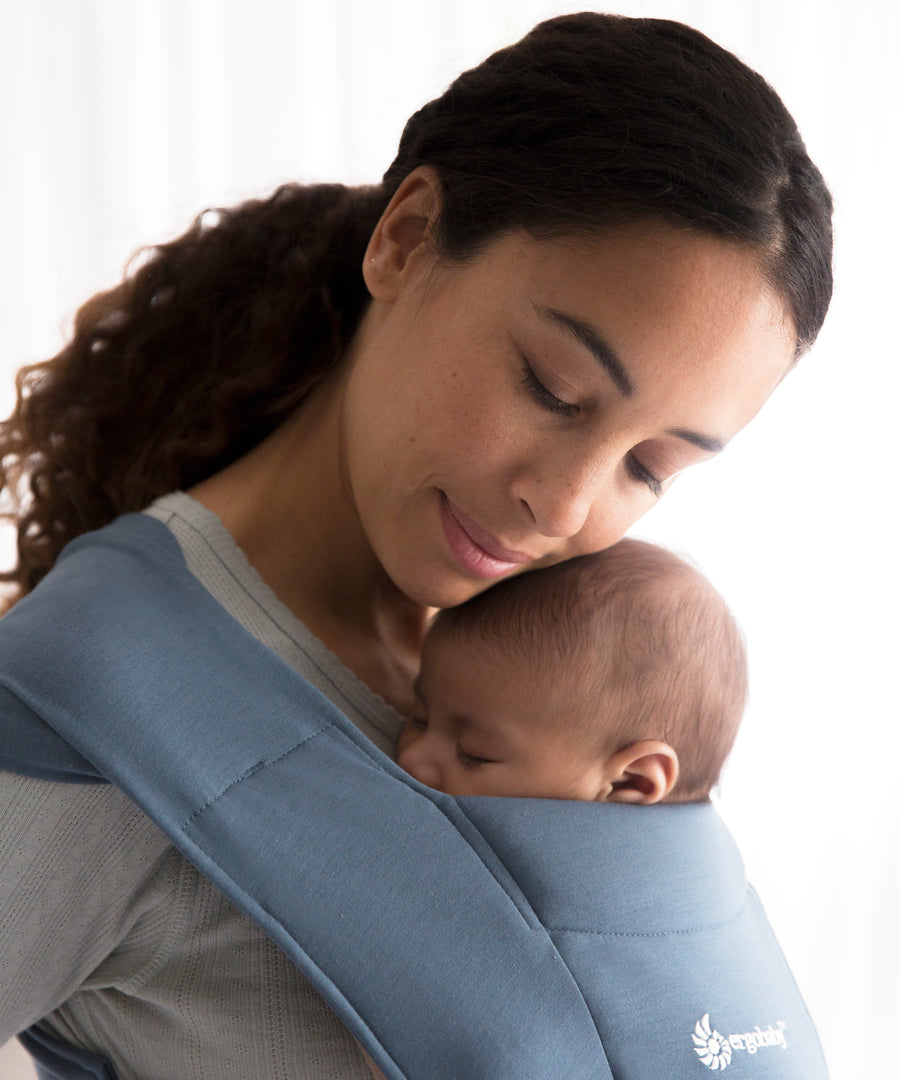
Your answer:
[626,454,663,497]
[521,358,580,418]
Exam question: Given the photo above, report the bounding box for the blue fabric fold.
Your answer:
[17,1029,119,1080]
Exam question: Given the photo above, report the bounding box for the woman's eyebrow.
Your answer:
[667,428,727,453]
[535,304,727,453]
[534,304,634,397]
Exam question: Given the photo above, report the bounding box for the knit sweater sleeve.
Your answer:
[0,772,176,1043]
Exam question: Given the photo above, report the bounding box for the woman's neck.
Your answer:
[188,377,430,714]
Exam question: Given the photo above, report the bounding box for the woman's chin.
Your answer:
[391,564,502,612]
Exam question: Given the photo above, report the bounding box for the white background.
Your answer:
[1,2,897,1078]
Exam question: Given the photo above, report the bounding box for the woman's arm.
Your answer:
[0,772,173,1040]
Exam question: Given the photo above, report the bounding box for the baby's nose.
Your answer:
[396,743,442,791]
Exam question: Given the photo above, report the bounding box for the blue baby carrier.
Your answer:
[0,515,829,1079]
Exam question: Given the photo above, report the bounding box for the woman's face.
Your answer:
[339,214,795,610]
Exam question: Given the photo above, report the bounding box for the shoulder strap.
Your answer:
[0,515,610,1080]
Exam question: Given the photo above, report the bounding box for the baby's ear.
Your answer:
[601,741,679,805]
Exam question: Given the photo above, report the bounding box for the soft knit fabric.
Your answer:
[0,492,400,1080]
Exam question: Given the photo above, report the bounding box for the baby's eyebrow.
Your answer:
[460,717,511,746]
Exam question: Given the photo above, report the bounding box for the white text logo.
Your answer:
[692,1013,787,1070]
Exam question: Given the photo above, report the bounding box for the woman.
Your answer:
[0,12,832,1080]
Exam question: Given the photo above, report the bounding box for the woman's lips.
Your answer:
[440,496,531,580]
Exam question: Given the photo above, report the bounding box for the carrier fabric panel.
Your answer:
[458,798,830,1078]
[0,514,828,1079]
[177,722,611,1079]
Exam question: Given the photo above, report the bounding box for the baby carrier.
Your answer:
[0,514,829,1079]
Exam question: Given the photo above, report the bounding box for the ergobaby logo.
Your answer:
[692,1013,787,1070]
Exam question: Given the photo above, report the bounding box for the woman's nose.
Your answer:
[514,449,610,539]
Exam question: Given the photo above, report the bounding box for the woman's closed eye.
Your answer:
[520,350,668,497]
[520,357,580,419]
[626,453,663,497]
[521,352,668,498]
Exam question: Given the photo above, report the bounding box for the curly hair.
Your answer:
[0,13,833,607]
[0,184,387,603]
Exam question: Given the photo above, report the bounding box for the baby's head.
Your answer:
[397,538,747,804]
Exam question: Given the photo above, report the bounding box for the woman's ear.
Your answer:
[362,166,441,302]
[600,740,679,805]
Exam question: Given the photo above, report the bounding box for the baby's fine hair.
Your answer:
[431,539,747,803]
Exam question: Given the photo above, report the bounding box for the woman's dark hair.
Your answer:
[0,12,833,605]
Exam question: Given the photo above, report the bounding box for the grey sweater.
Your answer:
[0,493,404,1080]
